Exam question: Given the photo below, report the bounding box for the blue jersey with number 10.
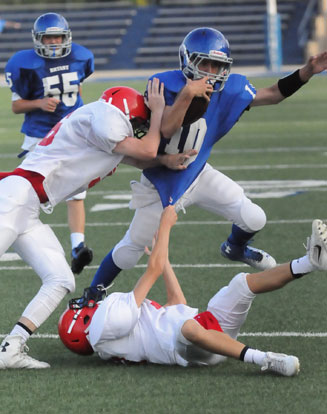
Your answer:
[5,43,94,138]
[144,70,256,207]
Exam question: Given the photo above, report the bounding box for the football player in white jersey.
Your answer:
[0,79,193,369]
[60,207,327,377]
[5,12,95,274]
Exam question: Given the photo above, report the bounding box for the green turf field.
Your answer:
[1,74,327,413]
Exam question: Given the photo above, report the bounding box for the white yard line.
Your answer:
[2,146,327,159]
[44,218,327,228]
[107,163,327,173]
[1,332,326,339]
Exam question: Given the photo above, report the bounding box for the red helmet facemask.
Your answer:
[100,86,150,138]
[58,301,98,356]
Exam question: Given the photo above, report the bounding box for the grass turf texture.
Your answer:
[1,74,327,413]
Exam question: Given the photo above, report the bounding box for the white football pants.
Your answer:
[0,176,75,326]
[176,271,255,366]
[113,163,266,269]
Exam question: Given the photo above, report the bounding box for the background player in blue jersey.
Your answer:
[78,27,327,302]
[5,12,94,274]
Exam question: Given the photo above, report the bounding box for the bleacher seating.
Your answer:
[134,0,305,68]
[0,1,313,72]
[0,1,136,70]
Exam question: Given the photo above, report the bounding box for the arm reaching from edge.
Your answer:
[133,206,177,307]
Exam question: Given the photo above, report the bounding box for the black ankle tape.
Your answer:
[17,322,33,336]
[239,345,250,361]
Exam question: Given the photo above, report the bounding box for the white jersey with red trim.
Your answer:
[88,291,200,366]
[89,273,254,367]
[19,100,133,207]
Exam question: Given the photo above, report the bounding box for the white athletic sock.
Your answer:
[243,348,267,366]
[10,324,31,344]
[291,255,314,277]
[71,232,85,249]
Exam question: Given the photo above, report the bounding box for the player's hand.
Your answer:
[40,97,60,112]
[185,77,213,102]
[145,78,165,114]
[159,149,198,170]
[300,51,327,81]
[161,205,178,228]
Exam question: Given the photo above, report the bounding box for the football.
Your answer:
[182,96,209,126]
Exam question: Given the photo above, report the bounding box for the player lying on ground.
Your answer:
[0,80,195,370]
[60,208,327,376]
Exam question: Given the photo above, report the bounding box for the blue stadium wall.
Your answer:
[0,1,312,72]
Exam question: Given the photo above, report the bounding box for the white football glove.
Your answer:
[306,219,327,270]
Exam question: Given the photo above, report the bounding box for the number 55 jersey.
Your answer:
[5,43,94,139]
[144,70,256,207]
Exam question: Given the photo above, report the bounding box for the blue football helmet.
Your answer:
[32,12,72,59]
[179,27,233,91]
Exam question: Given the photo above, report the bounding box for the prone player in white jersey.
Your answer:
[60,207,327,377]
[0,79,193,369]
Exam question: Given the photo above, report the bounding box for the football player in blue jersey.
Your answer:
[5,12,94,274]
[78,27,327,302]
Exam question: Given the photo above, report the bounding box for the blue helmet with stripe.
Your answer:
[32,13,72,59]
[179,27,233,91]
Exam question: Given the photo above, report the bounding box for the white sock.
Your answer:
[70,232,84,249]
[243,348,267,366]
[291,255,314,276]
[10,324,31,344]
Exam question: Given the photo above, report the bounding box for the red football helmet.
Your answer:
[58,301,98,356]
[100,86,150,138]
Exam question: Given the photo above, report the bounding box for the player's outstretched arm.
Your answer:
[299,51,327,81]
[252,50,327,107]
[161,258,187,307]
[144,234,187,307]
[133,206,177,307]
